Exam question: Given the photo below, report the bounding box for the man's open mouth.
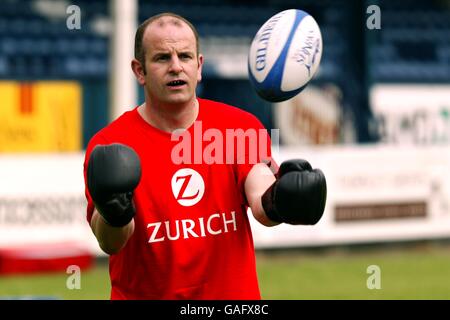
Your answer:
[167,80,187,87]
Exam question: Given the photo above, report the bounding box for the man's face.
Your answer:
[140,18,203,105]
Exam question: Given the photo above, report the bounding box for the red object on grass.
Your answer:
[0,242,94,275]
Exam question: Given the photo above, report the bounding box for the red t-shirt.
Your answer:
[83,98,273,300]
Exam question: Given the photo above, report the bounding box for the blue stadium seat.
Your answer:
[0,18,8,35]
[0,55,9,76]
[57,37,78,54]
[35,38,52,55]
[29,56,45,77]
[71,38,90,54]
[27,19,46,35]
[10,56,27,78]
[10,18,27,35]
[89,38,107,55]
[0,38,18,55]
[84,56,107,76]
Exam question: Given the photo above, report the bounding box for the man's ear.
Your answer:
[131,59,146,85]
[197,54,204,83]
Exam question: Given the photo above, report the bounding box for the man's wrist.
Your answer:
[261,182,283,223]
[95,193,136,228]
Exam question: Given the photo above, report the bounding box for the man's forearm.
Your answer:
[245,163,280,227]
[90,209,135,255]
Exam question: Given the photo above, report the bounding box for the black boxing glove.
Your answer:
[261,159,327,225]
[87,143,142,227]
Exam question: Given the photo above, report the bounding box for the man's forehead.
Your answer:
[144,17,195,40]
[149,41,195,54]
[149,16,187,28]
[143,18,196,53]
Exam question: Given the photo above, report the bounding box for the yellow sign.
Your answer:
[0,81,82,152]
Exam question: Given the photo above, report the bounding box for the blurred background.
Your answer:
[0,0,450,299]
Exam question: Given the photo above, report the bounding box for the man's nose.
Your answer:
[169,55,183,73]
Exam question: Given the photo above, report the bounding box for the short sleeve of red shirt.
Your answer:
[83,132,109,224]
[234,113,277,206]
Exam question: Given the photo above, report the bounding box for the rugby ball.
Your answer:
[248,9,322,102]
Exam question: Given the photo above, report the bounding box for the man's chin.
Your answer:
[161,94,194,106]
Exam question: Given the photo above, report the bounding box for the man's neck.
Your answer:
[138,99,199,133]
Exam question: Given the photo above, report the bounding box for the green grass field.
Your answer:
[1,243,450,300]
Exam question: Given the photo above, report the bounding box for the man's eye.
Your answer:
[180,54,192,60]
[156,55,169,61]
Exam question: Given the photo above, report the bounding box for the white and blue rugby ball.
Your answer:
[248,9,322,102]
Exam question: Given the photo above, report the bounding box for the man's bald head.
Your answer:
[134,13,200,72]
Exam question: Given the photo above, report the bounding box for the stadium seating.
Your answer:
[0,0,447,82]
[371,1,450,82]
[0,0,448,146]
